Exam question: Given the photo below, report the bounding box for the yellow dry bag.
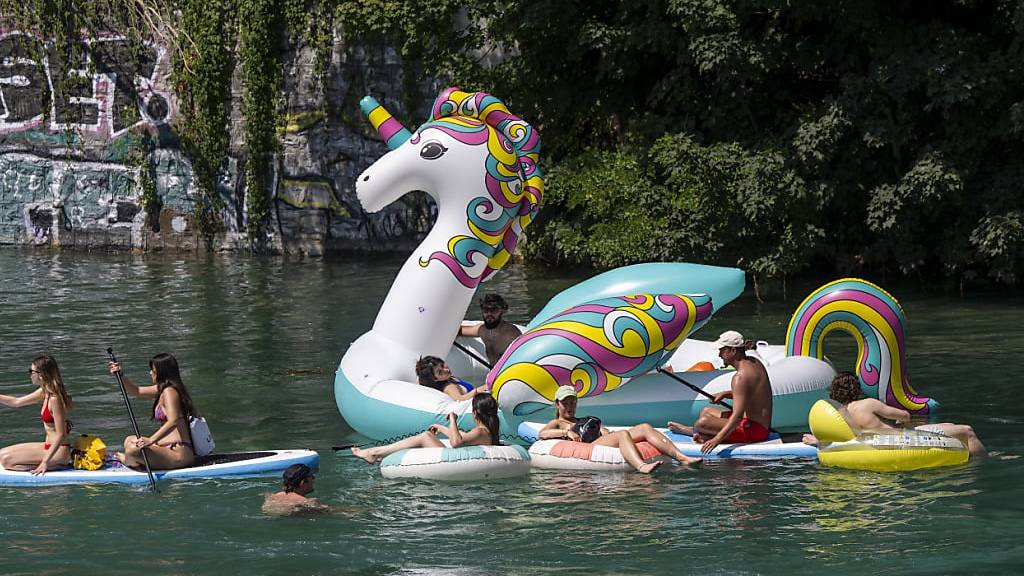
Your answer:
[71,435,108,471]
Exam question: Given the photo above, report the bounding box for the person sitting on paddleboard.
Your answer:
[351,393,501,464]
[108,352,199,470]
[802,372,987,457]
[415,355,488,401]
[0,355,73,475]
[537,385,701,473]
[667,331,774,453]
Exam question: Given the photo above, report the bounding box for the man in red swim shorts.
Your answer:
[668,331,773,453]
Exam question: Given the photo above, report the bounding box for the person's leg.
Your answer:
[692,411,731,443]
[666,421,694,435]
[935,423,987,457]
[138,444,196,470]
[118,435,141,467]
[352,431,444,464]
[0,443,49,470]
[628,423,701,465]
[593,431,662,473]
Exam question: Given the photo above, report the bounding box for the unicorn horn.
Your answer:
[359,96,412,150]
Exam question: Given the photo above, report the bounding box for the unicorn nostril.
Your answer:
[362,175,370,182]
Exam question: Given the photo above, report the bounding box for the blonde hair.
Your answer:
[33,355,72,410]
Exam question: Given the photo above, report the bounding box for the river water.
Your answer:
[0,250,1021,574]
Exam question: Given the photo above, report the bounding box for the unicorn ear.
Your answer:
[360,96,412,150]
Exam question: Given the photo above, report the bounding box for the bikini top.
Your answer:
[154,403,167,422]
[40,396,54,424]
[40,395,73,432]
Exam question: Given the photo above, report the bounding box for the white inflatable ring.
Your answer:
[528,439,663,471]
[379,444,531,481]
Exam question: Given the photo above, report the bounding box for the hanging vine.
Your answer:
[238,0,283,247]
[174,0,237,247]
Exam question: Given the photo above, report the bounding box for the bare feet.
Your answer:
[802,434,819,446]
[677,454,702,465]
[637,460,663,474]
[667,421,694,436]
[350,447,378,464]
[691,433,706,444]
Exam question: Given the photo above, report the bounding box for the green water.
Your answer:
[1,250,1022,574]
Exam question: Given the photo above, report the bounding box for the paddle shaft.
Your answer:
[452,340,493,369]
[656,366,733,409]
[106,348,159,491]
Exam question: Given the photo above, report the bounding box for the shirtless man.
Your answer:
[667,331,773,454]
[803,371,987,457]
[459,294,522,364]
[262,464,330,515]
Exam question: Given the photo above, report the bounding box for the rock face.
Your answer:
[0,27,438,254]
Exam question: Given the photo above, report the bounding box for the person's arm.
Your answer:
[108,362,159,398]
[701,378,747,453]
[0,388,43,408]
[872,401,912,425]
[443,382,477,401]
[32,396,68,475]
[137,389,181,447]
[459,322,482,337]
[444,412,465,447]
[538,419,580,440]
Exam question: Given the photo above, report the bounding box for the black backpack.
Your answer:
[572,416,603,443]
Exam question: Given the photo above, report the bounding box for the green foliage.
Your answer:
[175,0,237,246]
[239,0,284,246]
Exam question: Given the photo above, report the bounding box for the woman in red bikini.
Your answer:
[0,355,73,475]
[108,352,198,470]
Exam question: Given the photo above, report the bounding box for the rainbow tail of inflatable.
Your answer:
[785,278,937,414]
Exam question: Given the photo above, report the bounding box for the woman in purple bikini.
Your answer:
[108,353,198,470]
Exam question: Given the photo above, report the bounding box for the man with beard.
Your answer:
[459,293,522,364]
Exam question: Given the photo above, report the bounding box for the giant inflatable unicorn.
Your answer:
[336,88,935,442]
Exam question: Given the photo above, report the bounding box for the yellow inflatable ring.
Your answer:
[809,400,968,472]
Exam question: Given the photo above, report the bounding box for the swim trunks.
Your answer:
[722,417,770,443]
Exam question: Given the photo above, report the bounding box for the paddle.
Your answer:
[656,366,732,409]
[452,340,493,369]
[106,348,158,492]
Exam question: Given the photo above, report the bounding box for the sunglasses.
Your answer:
[28,369,41,375]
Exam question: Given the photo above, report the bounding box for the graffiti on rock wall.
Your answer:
[0,30,174,139]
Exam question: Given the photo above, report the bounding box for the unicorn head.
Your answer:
[357,88,544,287]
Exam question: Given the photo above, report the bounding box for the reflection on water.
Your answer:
[1,250,1023,573]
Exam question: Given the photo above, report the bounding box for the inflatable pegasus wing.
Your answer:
[488,293,714,414]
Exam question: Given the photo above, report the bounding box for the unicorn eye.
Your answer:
[419,140,448,160]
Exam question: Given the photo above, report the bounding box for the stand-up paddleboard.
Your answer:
[0,450,319,486]
[518,422,816,461]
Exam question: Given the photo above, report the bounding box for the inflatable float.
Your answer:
[380,443,530,481]
[334,87,937,442]
[0,449,320,486]
[808,400,966,471]
[519,422,817,463]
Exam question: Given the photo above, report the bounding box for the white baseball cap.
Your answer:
[712,330,745,350]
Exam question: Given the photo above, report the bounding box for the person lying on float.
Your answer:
[667,331,773,454]
[537,385,701,473]
[351,393,501,464]
[415,355,487,401]
[802,371,987,457]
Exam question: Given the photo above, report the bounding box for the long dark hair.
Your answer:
[472,393,500,445]
[149,353,196,421]
[415,355,448,391]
